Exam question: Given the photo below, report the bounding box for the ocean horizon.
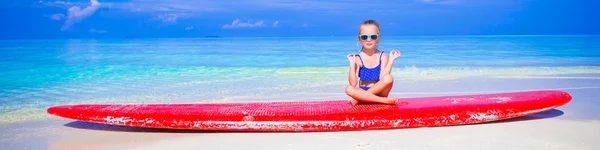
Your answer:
[2,34,599,40]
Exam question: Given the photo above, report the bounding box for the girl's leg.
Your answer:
[366,74,394,97]
[378,84,393,97]
[345,85,396,105]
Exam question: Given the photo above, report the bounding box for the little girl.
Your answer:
[345,20,400,105]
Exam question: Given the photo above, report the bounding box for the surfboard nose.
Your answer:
[551,90,572,107]
[47,105,71,117]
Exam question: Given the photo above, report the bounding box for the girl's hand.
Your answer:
[347,53,357,64]
[390,49,401,60]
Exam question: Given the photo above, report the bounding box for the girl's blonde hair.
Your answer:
[358,20,380,35]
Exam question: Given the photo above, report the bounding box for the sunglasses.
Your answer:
[358,34,380,41]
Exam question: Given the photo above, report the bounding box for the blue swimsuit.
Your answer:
[357,51,384,91]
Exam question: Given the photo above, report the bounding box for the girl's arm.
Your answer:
[381,50,401,77]
[347,54,359,87]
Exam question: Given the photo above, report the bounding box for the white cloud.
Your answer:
[89,28,107,33]
[301,24,316,27]
[60,0,101,31]
[92,0,225,14]
[185,26,194,30]
[37,0,475,30]
[222,19,265,29]
[152,14,179,23]
[39,0,74,9]
[50,14,65,20]
[41,0,405,16]
[39,0,475,17]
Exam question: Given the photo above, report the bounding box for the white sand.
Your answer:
[127,119,600,150]
[2,75,600,150]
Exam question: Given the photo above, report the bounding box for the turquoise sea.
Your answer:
[1,35,599,124]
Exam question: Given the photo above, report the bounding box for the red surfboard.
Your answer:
[47,90,571,132]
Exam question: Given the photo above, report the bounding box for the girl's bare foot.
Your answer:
[386,97,397,105]
[349,98,360,105]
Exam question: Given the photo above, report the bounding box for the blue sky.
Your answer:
[1,0,598,39]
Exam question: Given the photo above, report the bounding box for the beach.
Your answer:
[3,0,598,148]
[1,36,599,149]
[2,73,600,150]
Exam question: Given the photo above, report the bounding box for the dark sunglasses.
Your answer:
[358,34,380,41]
